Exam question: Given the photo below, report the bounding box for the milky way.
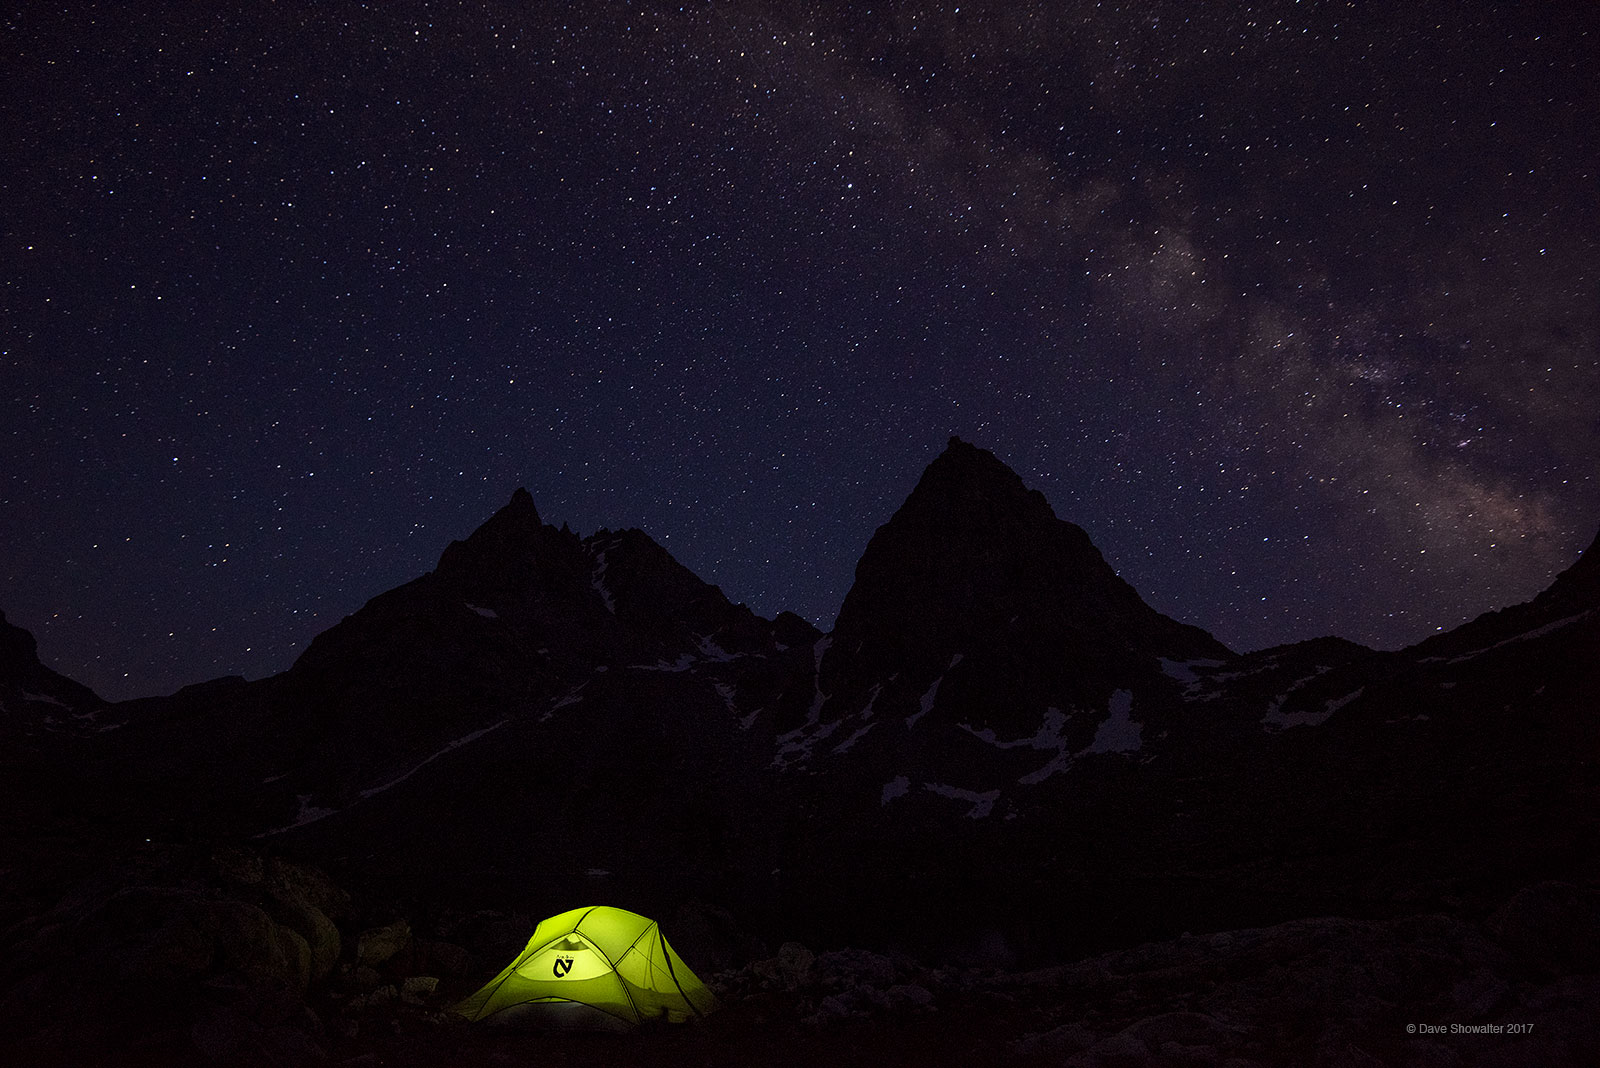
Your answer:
[4,1,1596,699]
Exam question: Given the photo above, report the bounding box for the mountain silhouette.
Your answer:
[2,439,1596,963]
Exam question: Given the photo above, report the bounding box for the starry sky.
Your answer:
[4,1,1597,701]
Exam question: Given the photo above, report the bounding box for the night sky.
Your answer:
[5,2,1597,701]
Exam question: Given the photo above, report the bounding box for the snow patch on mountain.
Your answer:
[463,602,497,619]
[695,634,737,661]
[956,694,1141,783]
[360,719,510,799]
[256,713,517,833]
[833,721,876,753]
[960,707,1076,784]
[257,794,341,838]
[961,708,1070,751]
[590,548,617,613]
[814,635,833,670]
[772,637,836,768]
[1419,608,1597,665]
[881,775,911,805]
[907,654,963,729]
[542,683,587,720]
[923,782,1002,819]
[1264,687,1365,731]
[1260,667,1335,729]
[637,653,696,672]
[774,716,843,768]
[1086,690,1141,753]
[1160,657,1225,699]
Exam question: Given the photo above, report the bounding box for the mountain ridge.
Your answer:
[2,439,1596,964]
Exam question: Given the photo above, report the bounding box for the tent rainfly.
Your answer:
[452,905,718,1030]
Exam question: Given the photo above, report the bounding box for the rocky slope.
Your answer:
[0,608,107,744]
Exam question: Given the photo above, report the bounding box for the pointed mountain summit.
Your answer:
[807,438,1229,747]
[832,437,1226,666]
[428,485,611,619]
[434,486,544,580]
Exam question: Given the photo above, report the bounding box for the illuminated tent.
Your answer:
[452,905,718,1030]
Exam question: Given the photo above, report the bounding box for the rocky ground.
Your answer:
[2,844,1598,1067]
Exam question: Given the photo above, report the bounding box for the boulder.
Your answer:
[1070,1030,1150,1068]
[1121,1011,1233,1047]
[211,899,297,987]
[272,898,341,984]
[355,919,412,968]
[1011,1022,1097,1058]
[264,857,350,921]
[401,975,439,1003]
[417,939,470,978]
[884,982,935,1014]
[752,941,814,991]
[1488,882,1600,976]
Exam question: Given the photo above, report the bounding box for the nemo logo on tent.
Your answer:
[553,956,575,978]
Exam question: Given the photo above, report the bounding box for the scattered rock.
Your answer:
[884,982,935,1014]
[211,898,309,993]
[814,946,900,989]
[1071,1029,1149,1068]
[274,896,342,984]
[348,965,382,994]
[355,919,411,967]
[754,940,815,991]
[1121,1011,1234,1050]
[816,994,853,1019]
[264,857,350,922]
[401,976,439,1003]
[1012,1021,1096,1057]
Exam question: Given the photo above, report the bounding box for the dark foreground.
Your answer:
[3,848,1596,1068]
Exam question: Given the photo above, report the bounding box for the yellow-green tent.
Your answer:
[452,906,718,1030]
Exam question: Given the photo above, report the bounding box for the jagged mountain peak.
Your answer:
[581,526,780,656]
[433,487,546,578]
[830,438,1229,665]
